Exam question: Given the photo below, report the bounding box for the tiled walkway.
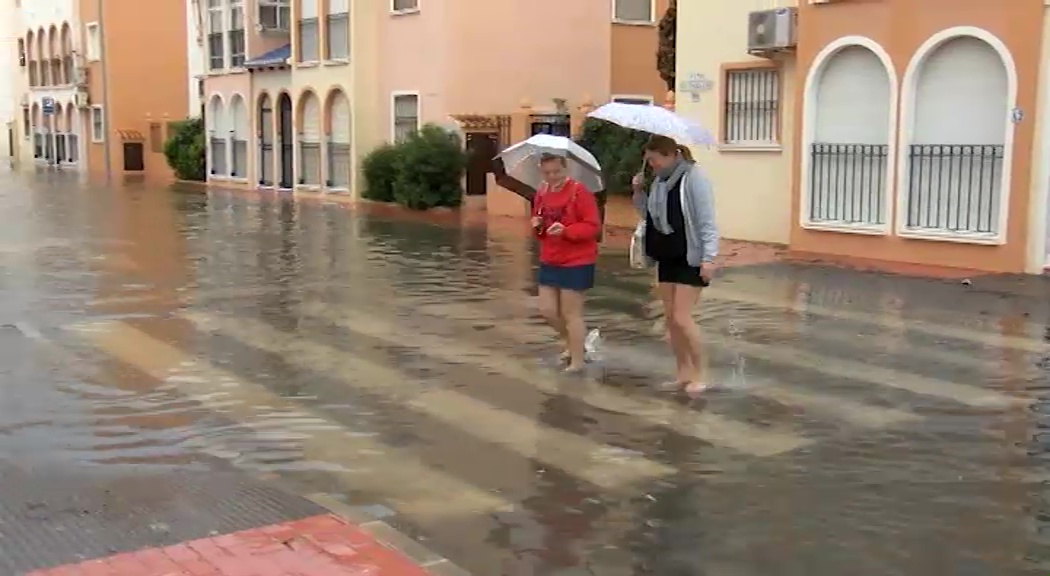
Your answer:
[27,515,434,576]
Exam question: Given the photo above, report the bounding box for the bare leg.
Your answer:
[558,288,587,371]
[657,283,693,385]
[537,286,567,358]
[669,283,704,392]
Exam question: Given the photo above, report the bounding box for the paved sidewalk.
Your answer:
[27,514,449,576]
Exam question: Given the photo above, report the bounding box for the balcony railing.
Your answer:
[327,142,350,189]
[209,137,227,176]
[904,144,1003,235]
[807,143,888,227]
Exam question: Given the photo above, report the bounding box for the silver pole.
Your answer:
[97,0,111,182]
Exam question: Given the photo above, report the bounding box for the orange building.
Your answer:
[677,0,1050,274]
[791,0,1044,274]
[16,0,189,182]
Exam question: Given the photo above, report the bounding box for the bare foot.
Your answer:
[563,364,586,374]
[558,350,571,365]
[683,381,710,397]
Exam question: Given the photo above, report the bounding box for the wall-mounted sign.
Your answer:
[1011,107,1023,123]
[678,73,715,103]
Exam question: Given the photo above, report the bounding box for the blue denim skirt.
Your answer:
[537,263,595,292]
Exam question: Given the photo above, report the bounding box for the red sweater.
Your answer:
[532,179,600,267]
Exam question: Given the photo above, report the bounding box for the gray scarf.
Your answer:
[647,158,690,234]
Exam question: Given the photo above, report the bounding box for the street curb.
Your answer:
[304,493,472,576]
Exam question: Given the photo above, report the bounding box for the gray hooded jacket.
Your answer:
[633,162,719,267]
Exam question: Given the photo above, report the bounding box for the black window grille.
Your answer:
[723,68,779,144]
[808,143,888,226]
[905,144,1003,235]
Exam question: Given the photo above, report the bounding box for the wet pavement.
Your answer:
[2,169,1050,575]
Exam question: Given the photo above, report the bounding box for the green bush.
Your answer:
[575,118,650,195]
[163,118,206,181]
[391,124,467,210]
[361,143,401,202]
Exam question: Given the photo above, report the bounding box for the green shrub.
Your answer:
[391,124,467,210]
[575,118,650,195]
[361,143,401,202]
[163,118,206,181]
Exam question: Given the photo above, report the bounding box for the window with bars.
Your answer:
[208,0,224,70]
[259,0,291,30]
[392,0,418,13]
[613,0,652,23]
[229,1,245,68]
[723,67,780,145]
[298,1,319,62]
[392,94,418,143]
[326,0,349,60]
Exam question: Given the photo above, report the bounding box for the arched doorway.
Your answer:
[277,92,293,188]
[258,93,273,186]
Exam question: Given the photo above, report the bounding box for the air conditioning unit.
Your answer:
[747,7,797,55]
[73,91,90,108]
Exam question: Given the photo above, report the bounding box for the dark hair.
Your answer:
[644,135,694,162]
[539,153,567,165]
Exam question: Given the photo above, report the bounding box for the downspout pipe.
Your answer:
[96,0,111,182]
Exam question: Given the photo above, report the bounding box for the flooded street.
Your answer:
[3,170,1050,575]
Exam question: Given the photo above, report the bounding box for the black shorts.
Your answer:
[656,260,709,287]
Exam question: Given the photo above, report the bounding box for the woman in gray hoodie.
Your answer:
[632,135,719,394]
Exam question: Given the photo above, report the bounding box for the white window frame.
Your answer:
[325,0,350,61]
[611,94,654,105]
[258,0,292,31]
[84,22,100,61]
[228,0,246,68]
[390,91,420,143]
[611,0,655,25]
[90,106,104,142]
[390,0,420,15]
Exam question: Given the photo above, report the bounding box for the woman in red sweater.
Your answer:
[531,154,601,372]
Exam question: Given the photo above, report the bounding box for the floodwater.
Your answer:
[3,169,1050,575]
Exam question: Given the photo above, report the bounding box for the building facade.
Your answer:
[678,0,1049,274]
[13,0,188,181]
[0,0,19,165]
[199,0,668,200]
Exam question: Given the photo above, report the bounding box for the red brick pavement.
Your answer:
[28,514,433,576]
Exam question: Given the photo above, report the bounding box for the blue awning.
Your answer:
[245,44,290,68]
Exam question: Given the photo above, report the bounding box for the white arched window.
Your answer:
[230,94,248,178]
[298,92,321,185]
[801,38,896,232]
[208,95,227,176]
[327,90,351,189]
[257,93,274,186]
[65,105,78,164]
[899,28,1015,240]
[53,103,66,164]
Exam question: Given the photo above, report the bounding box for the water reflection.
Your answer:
[4,179,1050,573]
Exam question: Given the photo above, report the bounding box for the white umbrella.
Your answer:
[586,102,715,145]
[494,134,603,194]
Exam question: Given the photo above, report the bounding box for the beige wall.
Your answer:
[675,0,797,244]
[444,0,611,114]
[376,3,452,138]
[349,0,382,196]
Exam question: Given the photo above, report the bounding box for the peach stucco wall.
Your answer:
[376,1,616,140]
[376,6,451,138]
[610,0,669,100]
[80,0,188,181]
[443,0,612,114]
[791,0,1044,273]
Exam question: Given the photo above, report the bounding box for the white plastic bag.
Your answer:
[629,220,647,269]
